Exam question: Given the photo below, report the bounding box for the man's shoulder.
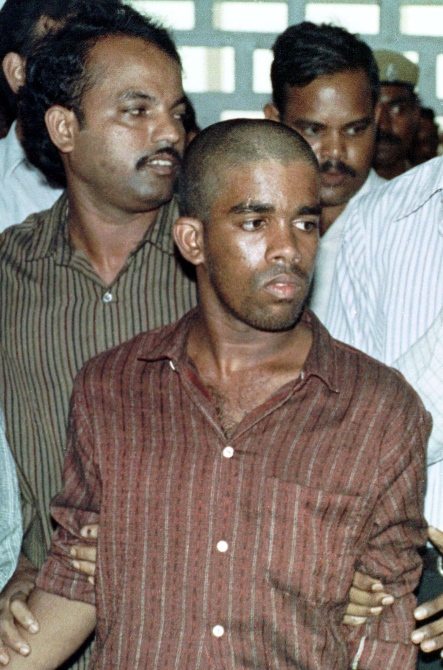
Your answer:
[77,315,189,384]
[0,197,63,258]
[331,332,426,407]
[346,156,443,231]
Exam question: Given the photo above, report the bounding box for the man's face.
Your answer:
[375,84,419,168]
[274,69,377,209]
[65,35,186,214]
[412,116,439,165]
[199,159,320,332]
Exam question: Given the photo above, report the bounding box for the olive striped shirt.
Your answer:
[38,309,428,669]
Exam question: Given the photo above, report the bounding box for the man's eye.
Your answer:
[125,107,146,116]
[346,124,368,137]
[242,219,265,231]
[295,220,318,232]
[299,125,320,138]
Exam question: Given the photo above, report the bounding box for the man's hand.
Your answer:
[0,556,38,666]
[71,524,98,585]
[343,570,394,626]
[411,526,443,655]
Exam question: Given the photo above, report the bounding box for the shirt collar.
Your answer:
[25,193,180,263]
[138,307,341,394]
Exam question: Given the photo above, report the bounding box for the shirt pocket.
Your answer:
[263,477,367,606]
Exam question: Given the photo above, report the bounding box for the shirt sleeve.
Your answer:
[0,409,22,590]
[324,195,379,359]
[343,377,429,669]
[36,370,100,606]
[393,308,443,465]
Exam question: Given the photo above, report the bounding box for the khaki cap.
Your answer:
[374,50,419,87]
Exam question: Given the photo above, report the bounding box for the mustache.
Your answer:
[135,147,182,171]
[376,130,402,146]
[320,160,357,178]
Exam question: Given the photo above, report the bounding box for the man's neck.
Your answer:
[320,202,347,236]
[187,307,312,437]
[374,159,408,181]
[67,193,162,285]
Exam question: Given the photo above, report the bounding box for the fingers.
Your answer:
[343,570,395,626]
[343,615,368,626]
[80,524,99,540]
[411,617,443,653]
[428,526,443,553]
[70,545,96,564]
[415,593,443,622]
[352,571,383,592]
[0,601,33,664]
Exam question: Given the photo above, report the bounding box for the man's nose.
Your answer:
[151,110,184,147]
[319,131,345,161]
[377,104,393,133]
[266,221,302,264]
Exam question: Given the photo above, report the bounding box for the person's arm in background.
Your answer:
[0,412,22,592]
[0,370,100,665]
[4,589,95,670]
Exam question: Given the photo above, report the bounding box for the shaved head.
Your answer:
[178,118,319,223]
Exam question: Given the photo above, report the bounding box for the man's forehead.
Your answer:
[86,35,183,99]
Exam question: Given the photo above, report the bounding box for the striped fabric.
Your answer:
[324,155,443,531]
[0,408,22,590]
[38,309,428,670]
[0,193,196,565]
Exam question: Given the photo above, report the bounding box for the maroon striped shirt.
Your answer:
[37,309,429,669]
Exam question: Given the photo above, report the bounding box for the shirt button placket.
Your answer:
[212,445,234,643]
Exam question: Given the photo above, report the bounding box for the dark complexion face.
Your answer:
[198,159,320,332]
[276,69,377,210]
[65,35,186,215]
[375,84,419,169]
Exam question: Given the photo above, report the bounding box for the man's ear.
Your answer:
[44,106,78,154]
[173,216,205,267]
[263,103,281,122]
[2,52,26,94]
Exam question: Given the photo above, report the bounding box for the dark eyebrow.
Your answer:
[292,119,325,128]
[299,205,321,216]
[383,95,414,106]
[230,202,275,215]
[229,202,321,217]
[344,116,373,128]
[118,90,155,103]
[117,92,187,108]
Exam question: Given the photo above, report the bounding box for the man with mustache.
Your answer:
[0,4,196,668]
[264,22,385,321]
[3,119,429,670]
[373,50,420,180]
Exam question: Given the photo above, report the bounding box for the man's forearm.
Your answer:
[6,588,95,670]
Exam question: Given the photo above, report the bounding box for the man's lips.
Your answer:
[320,170,349,188]
[262,274,302,300]
[136,150,181,175]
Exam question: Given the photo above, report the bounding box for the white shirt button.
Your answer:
[222,446,234,458]
[217,540,228,553]
[212,625,224,638]
[103,291,113,303]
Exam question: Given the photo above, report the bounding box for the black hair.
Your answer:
[270,22,380,114]
[19,2,181,188]
[179,118,318,223]
[0,0,123,119]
